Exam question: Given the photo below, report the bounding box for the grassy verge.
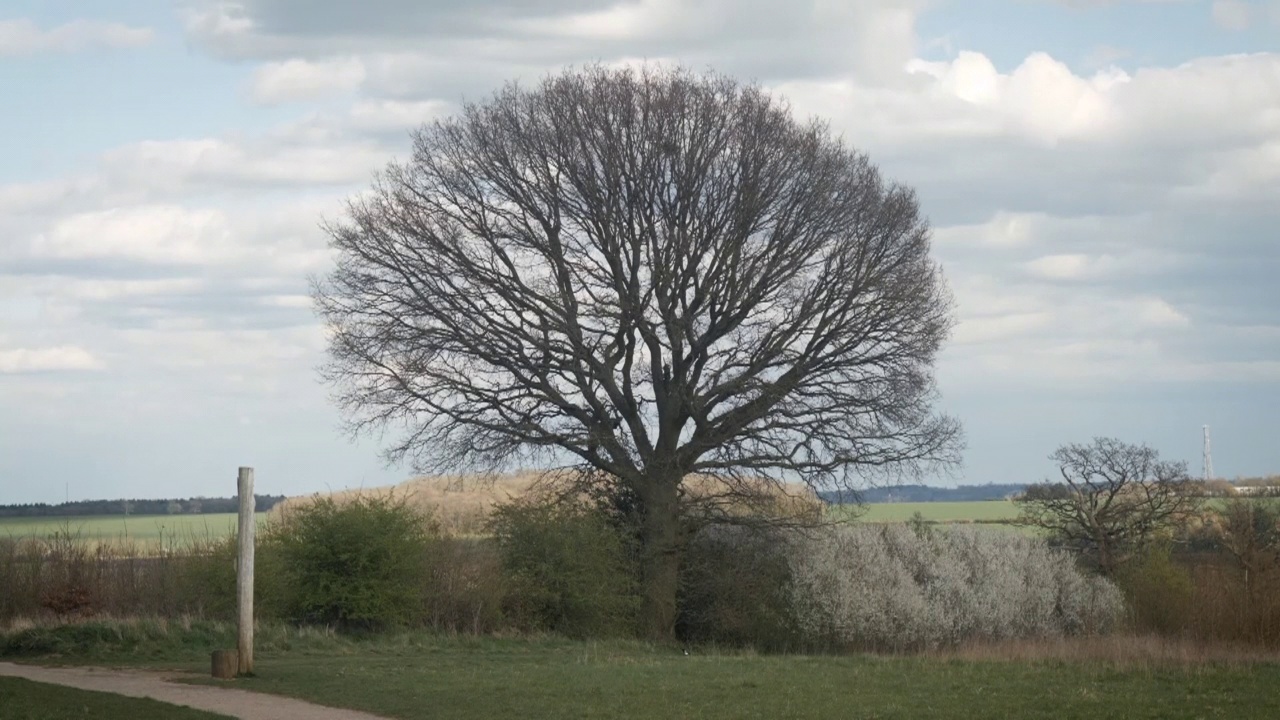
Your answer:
[0,677,231,719]
[7,621,1280,719]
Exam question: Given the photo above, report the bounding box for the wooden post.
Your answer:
[236,466,255,676]
[211,649,237,679]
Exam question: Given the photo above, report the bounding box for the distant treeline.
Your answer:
[818,484,1028,504]
[0,495,287,518]
[817,477,1280,505]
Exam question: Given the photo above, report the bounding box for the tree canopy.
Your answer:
[315,65,960,636]
[1017,437,1199,575]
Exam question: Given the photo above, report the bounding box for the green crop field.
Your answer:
[829,500,1021,524]
[0,513,267,546]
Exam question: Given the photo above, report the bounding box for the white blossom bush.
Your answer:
[787,523,1123,651]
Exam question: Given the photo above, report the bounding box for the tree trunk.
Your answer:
[638,475,682,641]
[1096,536,1114,577]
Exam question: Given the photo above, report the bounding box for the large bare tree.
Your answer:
[1016,437,1200,576]
[314,65,961,638]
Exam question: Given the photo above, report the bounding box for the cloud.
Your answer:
[0,346,102,373]
[0,0,1274,498]
[97,135,391,193]
[1025,254,1098,280]
[31,206,238,265]
[250,57,367,104]
[0,18,154,56]
[186,0,927,85]
[1211,0,1255,29]
[1046,0,1190,6]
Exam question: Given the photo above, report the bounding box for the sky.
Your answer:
[1,0,1277,504]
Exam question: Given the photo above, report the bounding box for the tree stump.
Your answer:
[211,649,238,679]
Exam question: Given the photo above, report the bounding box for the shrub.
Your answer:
[678,525,801,650]
[271,494,436,630]
[788,524,1123,652]
[421,536,506,635]
[1114,542,1194,636]
[489,496,639,638]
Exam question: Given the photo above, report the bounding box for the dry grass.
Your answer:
[271,470,822,536]
[0,532,236,626]
[935,634,1280,668]
[270,472,545,536]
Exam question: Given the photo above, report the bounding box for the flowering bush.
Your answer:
[788,523,1123,651]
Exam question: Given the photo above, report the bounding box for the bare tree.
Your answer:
[1212,497,1280,596]
[314,65,961,638]
[1016,437,1200,576]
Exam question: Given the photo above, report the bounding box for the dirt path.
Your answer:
[0,661,392,720]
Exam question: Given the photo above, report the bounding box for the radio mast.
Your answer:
[1202,425,1214,482]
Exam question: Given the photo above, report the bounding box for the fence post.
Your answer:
[236,466,255,675]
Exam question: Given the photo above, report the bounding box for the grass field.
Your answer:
[837,500,1021,524]
[0,513,268,546]
[0,502,1019,548]
[0,676,229,719]
[211,643,1279,720]
[6,621,1280,720]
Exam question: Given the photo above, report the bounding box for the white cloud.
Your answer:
[32,206,238,265]
[902,51,1123,145]
[250,57,367,104]
[516,0,682,40]
[186,0,928,86]
[933,212,1042,248]
[1135,297,1191,328]
[952,312,1052,345]
[1211,0,1254,29]
[1025,253,1096,280]
[0,346,102,373]
[99,136,390,191]
[0,18,154,56]
[20,199,339,277]
[345,99,453,132]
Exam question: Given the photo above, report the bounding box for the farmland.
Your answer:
[0,513,268,547]
[0,501,1022,545]
[0,502,1019,546]
[850,500,1020,524]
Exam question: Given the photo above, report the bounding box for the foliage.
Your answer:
[677,524,801,650]
[0,618,236,659]
[1016,437,1200,575]
[420,537,506,635]
[789,524,1123,651]
[272,495,436,630]
[1114,542,1194,636]
[488,495,639,638]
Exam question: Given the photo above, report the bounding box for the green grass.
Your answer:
[832,500,1021,524]
[0,514,267,546]
[181,637,1280,719]
[0,677,231,719]
[7,622,1278,719]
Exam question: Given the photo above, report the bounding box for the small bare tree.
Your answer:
[1016,437,1200,576]
[315,65,961,638]
[1212,498,1280,596]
